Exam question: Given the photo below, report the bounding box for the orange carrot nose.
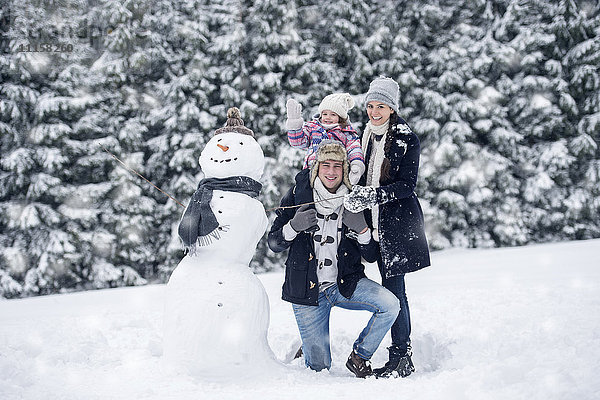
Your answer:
[217,144,229,152]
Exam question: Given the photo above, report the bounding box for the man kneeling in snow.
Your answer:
[268,140,400,378]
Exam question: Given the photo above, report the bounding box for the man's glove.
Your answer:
[349,161,365,185]
[289,204,318,233]
[342,208,368,234]
[285,98,304,131]
[344,185,377,213]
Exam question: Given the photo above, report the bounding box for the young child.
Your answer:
[285,93,365,185]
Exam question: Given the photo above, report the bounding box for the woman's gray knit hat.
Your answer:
[365,76,400,115]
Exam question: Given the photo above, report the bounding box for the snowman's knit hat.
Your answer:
[215,107,255,137]
[310,140,352,190]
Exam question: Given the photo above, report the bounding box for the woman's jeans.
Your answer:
[377,255,411,355]
[292,278,400,371]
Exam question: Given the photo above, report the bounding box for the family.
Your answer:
[268,77,431,378]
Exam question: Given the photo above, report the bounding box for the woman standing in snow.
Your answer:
[344,76,431,378]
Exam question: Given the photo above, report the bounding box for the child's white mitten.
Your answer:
[349,161,365,185]
[285,99,304,131]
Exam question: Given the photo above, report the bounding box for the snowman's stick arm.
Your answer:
[265,195,346,212]
[101,143,343,213]
[100,144,187,209]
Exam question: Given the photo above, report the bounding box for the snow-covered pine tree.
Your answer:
[1,2,31,298]
[0,0,91,297]
[141,0,215,279]
[379,0,600,248]
[67,0,159,290]
[497,0,600,242]
[365,1,509,248]
[421,0,529,248]
[238,0,304,271]
[553,0,600,239]
[0,0,161,297]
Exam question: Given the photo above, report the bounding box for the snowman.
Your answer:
[163,107,277,376]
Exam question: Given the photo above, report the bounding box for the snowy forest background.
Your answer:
[0,0,599,298]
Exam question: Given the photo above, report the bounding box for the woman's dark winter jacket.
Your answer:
[361,116,431,278]
[268,169,379,306]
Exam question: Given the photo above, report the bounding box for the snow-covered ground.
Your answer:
[1,239,599,400]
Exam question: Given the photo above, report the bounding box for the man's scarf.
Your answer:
[313,177,348,215]
[178,176,262,253]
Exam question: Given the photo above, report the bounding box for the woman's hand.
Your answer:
[344,185,377,213]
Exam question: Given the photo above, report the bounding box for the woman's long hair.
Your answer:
[380,113,400,184]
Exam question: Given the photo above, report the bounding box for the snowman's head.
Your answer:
[199,108,265,181]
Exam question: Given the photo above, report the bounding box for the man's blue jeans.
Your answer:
[292,278,400,371]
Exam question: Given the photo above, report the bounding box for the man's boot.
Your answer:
[373,345,415,378]
[345,350,373,378]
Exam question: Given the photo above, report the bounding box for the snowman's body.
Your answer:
[163,129,276,374]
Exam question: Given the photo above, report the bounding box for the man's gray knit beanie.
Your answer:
[365,76,400,115]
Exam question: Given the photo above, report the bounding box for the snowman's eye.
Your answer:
[239,142,244,145]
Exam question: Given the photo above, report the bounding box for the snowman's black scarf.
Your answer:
[178,176,262,253]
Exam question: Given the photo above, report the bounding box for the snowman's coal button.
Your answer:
[217,303,223,307]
